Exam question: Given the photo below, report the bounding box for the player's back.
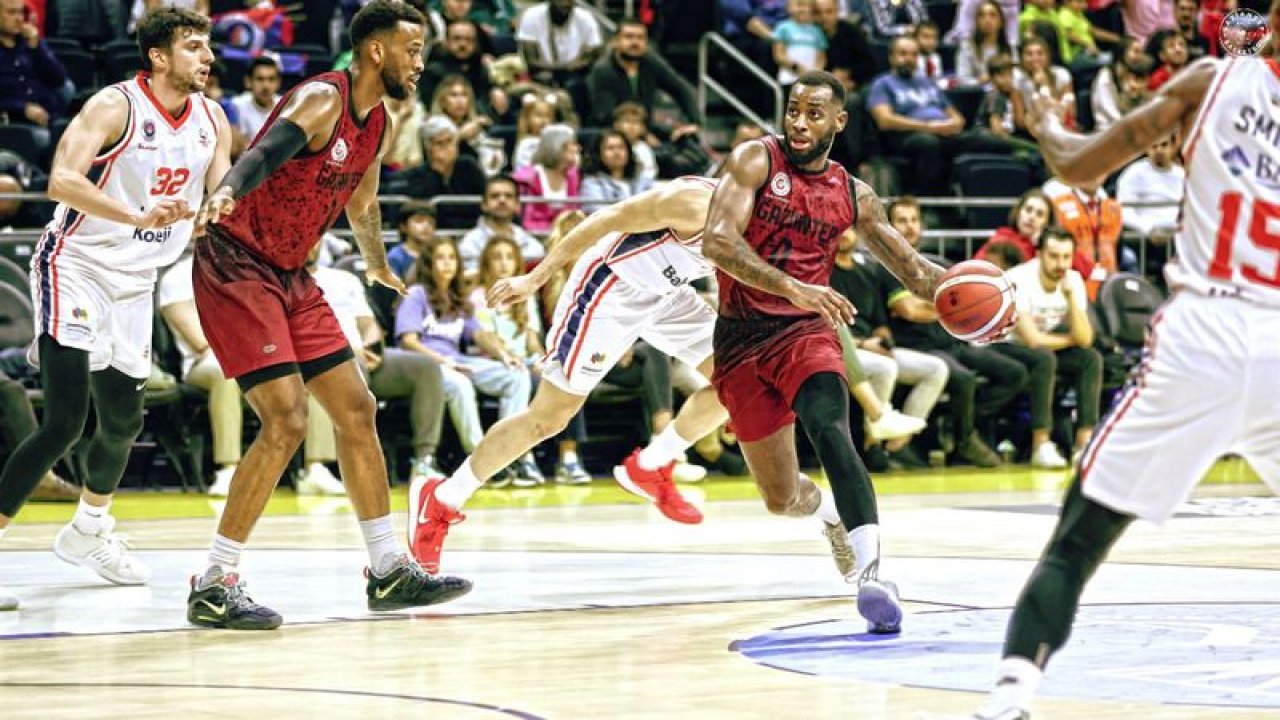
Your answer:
[716,135,855,320]
[1174,56,1280,306]
[214,70,386,271]
[37,74,217,279]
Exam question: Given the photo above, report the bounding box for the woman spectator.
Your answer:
[511,92,556,171]
[396,238,537,484]
[386,116,488,230]
[430,74,505,176]
[956,0,1014,86]
[975,188,1053,263]
[512,124,582,233]
[1014,37,1075,128]
[579,130,653,215]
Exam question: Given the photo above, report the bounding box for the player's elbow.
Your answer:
[701,227,735,263]
[47,169,78,204]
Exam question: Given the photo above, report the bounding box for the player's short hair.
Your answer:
[135,7,210,71]
[888,195,921,219]
[351,0,427,50]
[792,70,846,108]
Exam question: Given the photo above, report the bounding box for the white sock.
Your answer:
[435,458,482,510]
[72,498,110,535]
[814,487,841,526]
[849,524,881,576]
[359,515,403,576]
[562,449,579,465]
[637,425,693,470]
[978,657,1042,715]
[206,534,244,573]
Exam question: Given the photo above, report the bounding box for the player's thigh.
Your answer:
[638,289,716,368]
[29,260,112,370]
[288,274,353,366]
[106,290,156,380]
[542,289,647,395]
[713,356,795,444]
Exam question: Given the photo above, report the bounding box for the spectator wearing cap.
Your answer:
[385,115,487,230]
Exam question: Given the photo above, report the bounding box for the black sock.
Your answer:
[792,372,878,529]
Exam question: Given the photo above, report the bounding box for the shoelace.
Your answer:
[85,531,134,566]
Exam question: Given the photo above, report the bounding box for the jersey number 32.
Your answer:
[150,167,190,197]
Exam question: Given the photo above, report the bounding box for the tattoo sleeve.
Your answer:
[857,186,945,299]
[706,233,800,298]
[350,202,390,270]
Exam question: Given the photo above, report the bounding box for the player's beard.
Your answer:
[782,127,836,166]
[382,66,410,100]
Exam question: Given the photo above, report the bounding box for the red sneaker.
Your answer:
[407,475,466,573]
[612,449,704,524]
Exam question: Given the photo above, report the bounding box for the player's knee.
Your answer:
[757,480,799,515]
[98,407,144,444]
[333,388,378,431]
[261,400,309,446]
[40,404,90,451]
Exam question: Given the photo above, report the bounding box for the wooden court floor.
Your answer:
[2,460,1278,719]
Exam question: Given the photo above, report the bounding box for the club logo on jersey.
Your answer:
[143,120,156,141]
[770,172,791,198]
[1220,9,1271,56]
[198,128,210,147]
[1223,146,1251,176]
[330,138,350,165]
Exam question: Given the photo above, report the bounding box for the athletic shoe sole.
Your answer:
[857,580,903,634]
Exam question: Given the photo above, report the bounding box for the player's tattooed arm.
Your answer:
[347,111,403,294]
[1028,57,1216,185]
[854,179,945,299]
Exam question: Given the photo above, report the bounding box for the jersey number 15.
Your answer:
[1209,193,1280,288]
[150,167,190,197]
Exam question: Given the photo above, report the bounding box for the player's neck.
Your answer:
[347,64,387,121]
[144,74,189,117]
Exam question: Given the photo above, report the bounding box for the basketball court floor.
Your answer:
[1,459,1277,719]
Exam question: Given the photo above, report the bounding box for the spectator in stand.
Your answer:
[1091,42,1153,130]
[983,240,1028,270]
[719,0,788,71]
[458,174,543,272]
[586,17,700,137]
[1174,0,1211,59]
[947,0,1020,47]
[1018,0,1062,48]
[868,36,1013,197]
[976,54,1043,156]
[1116,133,1183,276]
[866,0,928,37]
[1057,0,1104,66]
[1122,0,1176,45]
[396,237,538,484]
[610,102,659,184]
[428,0,497,57]
[516,0,602,88]
[537,208,587,328]
[999,230,1102,467]
[772,0,827,89]
[708,120,766,177]
[976,188,1054,264]
[511,91,556,171]
[579,129,652,215]
[956,0,1015,85]
[1043,175,1124,297]
[230,56,281,140]
[512,123,581,232]
[388,202,438,280]
[0,150,46,229]
[203,60,247,157]
[437,0,517,37]
[815,0,877,93]
[386,115,487,230]
[430,74,505,176]
[1145,28,1189,90]
[1015,36,1075,127]
[422,19,507,118]
[385,94,427,170]
[914,20,946,82]
[0,0,68,145]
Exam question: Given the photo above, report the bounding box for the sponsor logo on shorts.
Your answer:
[263,344,278,355]
[71,307,89,320]
[590,352,606,364]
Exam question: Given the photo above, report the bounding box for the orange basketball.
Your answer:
[934,259,1016,343]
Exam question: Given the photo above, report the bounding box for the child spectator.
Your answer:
[1145,28,1189,90]
[1057,0,1101,66]
[772,0,827,88]
[612,102,658,184]
[913,20,945,81]
[512,91,556,171]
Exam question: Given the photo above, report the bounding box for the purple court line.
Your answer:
[0,682,547,719]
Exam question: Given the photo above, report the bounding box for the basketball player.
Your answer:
[704,70,949,633]
[970,5,1280,717]
[187,0,470,630]
[0,8,229,611]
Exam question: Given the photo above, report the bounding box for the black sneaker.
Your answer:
[957,432,1002,468]
[864,444,890,472]
[187,570,283,630]
[887,445,929,470]
[367,556,473,611]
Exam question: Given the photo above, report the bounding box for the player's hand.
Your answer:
[1026,86,1067,137]
[366,265,407,296]
[487,274,538,309]
[21,23,39,48]
[786,280,855,328]
[136,199,195,229]
[195,188,235,236]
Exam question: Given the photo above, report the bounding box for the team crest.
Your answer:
[770,172,791,198]
[142,120,156,140]
[198,128,210,147]
[330,138,349,164]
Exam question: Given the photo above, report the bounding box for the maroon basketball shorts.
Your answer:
[711,316,846,442]
[193,229,350,384]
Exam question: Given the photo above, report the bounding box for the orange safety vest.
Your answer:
[1049,189,1123,300]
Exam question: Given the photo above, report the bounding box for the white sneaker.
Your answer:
[867,408,927,441]
[854,560,902,634]
[671,461,707,483]
[0,586,17,610]
[1031,441,1068,469]
[207,465,235,497]
[53,517,150,585]
[296,463,346,495]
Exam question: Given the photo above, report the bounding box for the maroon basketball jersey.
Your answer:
[716,135,856,320]
[215,70,386,270]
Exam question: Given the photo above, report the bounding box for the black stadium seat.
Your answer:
[52,46,96,91]
[953,153,1032,231]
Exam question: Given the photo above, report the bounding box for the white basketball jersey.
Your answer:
[39,74,216,276]
[1174,57,1280,307]
[587,226,711,294]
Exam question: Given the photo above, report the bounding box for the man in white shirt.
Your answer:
[995,231,1104,467]
[304,247,448,479]
[516,0,602,87]
[229,56,281,140]
[1115,133,1184,276]
[458,175,544,272]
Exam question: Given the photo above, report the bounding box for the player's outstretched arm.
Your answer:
[853,178,946,299]
[1028,57,1217,185]
[49,88,190,228]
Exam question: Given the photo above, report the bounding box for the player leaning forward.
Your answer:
[186,0,470,630]
[0,8,227,611]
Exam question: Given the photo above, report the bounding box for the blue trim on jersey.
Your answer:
[554,263,614,364]
[608,230,663,260]
[35,164,102,332]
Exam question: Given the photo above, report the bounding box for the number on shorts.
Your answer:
[1209,193,1280,288]
[150,167,190,197]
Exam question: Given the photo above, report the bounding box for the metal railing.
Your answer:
[697,32,782,134]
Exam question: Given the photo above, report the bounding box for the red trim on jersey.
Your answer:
[134,72,192,130]
[1269,58,1280,82]
[545,254,606,358]
[564,275,618,378]
[198,94,217,131]
[1183,60,1234,165]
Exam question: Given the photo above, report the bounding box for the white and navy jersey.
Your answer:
[34,72,217,279]
[1173,57,1280,307]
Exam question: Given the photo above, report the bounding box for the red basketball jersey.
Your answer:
[215,70,386,270]
[716,135,856,320]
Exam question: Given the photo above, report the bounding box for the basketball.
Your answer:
[934,260,1015,343]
